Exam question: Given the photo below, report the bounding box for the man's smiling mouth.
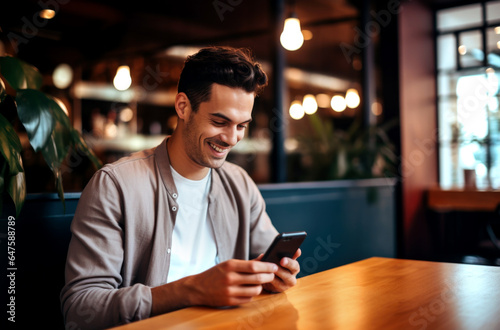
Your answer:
[209,142,229,153]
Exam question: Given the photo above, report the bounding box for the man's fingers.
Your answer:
[253,253,264,261]
[226,283,264,297]
[223,259,278,274]
[280,257,300,275]
[224,269,275,286]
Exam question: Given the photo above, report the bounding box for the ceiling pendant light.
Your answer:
[331,95,346,112]
[280,13,304,51]
[52,63,73,89]
[345,88,360,108]
[113,65,132,91]
[39,9,56,19]
[289,100,305,120]
[302,94,318,114]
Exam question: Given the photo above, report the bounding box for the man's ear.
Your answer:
[175,93,191,120]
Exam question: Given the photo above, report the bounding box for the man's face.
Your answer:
[182,83,255,169]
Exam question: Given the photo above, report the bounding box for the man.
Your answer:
[61,46,301,329]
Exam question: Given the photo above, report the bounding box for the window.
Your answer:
[436,1,500,189]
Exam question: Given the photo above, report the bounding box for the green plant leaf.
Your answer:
[70,129,102,170]
[17,90,72,214]
[0,77,6,103]
[40,122,71,213]
[16,89,56,152]
[54,168,65,213]
[41,121,71,173]
[44,95,102,171]
[48,95,71,127]
[7,163,26,217]
[0,55,102,216]
[0,56,42,90]
[0,113,23,175]
[347,119,361,140]
[0,160,5,194]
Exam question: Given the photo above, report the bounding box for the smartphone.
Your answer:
[261,231,307,264]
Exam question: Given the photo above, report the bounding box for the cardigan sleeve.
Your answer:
[243,169,279,258]
[60,170,152,330]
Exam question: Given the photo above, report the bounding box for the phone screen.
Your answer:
[261,231,307,264]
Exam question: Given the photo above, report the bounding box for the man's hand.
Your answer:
[186,259,278,306]
[151,259,277,316]
[258,248,301,293]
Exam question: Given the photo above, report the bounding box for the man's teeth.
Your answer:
[210,143,226,153]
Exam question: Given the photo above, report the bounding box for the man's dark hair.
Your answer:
[178,46,268,112]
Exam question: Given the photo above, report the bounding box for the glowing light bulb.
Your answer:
[52,63,73,89]
[119,107,134,122]
[280,17,304,51]
[458,45,467,55]
[302,94,318,115]
[289,100,305,120]
[371,101,383,116]
[302,30,313,40]
[345,88,360,108]
[331,95,346,112]
[113,65,132,91]
[40,9,56,19]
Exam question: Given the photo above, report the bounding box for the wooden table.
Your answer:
[111,257,500,329]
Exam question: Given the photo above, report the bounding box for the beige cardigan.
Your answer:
[60,138,278,329]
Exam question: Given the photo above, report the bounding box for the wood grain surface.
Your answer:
[110,257,500,329]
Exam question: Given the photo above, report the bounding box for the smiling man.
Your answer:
[60,46,301,329]
[168,83,254,178]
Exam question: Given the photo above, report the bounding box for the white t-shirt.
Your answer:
[167,167,218,283]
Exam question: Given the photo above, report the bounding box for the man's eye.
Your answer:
[238,124,248,129]
[212,121,225,126]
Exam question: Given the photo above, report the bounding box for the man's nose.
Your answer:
[221,126,241,146]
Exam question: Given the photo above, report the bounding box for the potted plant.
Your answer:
[296,113,399,182]
[0,55,101,217]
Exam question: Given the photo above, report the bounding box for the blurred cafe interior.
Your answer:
[1,0,500,327]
